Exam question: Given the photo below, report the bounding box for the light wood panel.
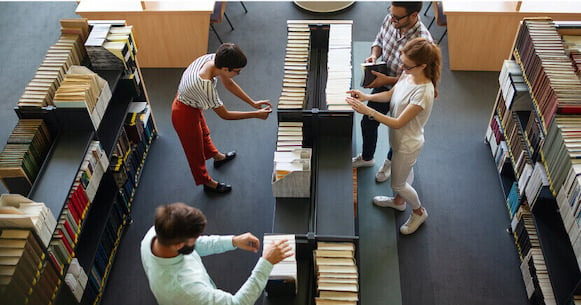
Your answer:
[76,0,215,68]
[444,0,581,71]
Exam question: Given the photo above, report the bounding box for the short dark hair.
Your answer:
[391,2,422,14]
[154,202,207,246]
[214,43,247,71]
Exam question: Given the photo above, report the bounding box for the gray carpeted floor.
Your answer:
[0,2,528,305]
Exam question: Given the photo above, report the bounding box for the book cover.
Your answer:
[360,62,388,87]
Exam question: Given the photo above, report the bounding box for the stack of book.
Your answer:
[499,60,532,111]
[64,258,88,302]
[0,229,46,305]
[485,115,504,160]
[0,119,53,196]
[510,206,555,305]
[314,241,358,305]
[279,22,309,110]
[325,23,352,111]
[556,158,581,270]
[541,115,581,197]
[524,111,545,162]
[85,22,138,80]
[0,194,57,248]
[501,112,531,178]
[48,140,108,273]
[18,19,88,108]
[264,234,297,296]
[123,102,156,188]
[515,19,581,128]
[563,35,581,78]
[85,197,125,303]
[276,122,304,152]
[53,65,112,130]
[272,122,311,198]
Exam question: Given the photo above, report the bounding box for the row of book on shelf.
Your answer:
[272,122,311,198]
[511,206,556,305]
[488,18,581,305]
[279,21,353,111]
[0,119,53,196]
[279,22,310,110]
[514,19,581,129]
[263,235,359,305]
[48,140,108,274]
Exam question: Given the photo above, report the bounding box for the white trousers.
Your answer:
[390,149,422,210]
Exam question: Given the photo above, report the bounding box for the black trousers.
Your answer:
[360,86,391,161]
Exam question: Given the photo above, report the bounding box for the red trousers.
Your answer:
[171,98,219,185]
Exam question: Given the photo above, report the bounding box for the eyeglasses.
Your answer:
[401,63,420,71]
[231,68,242,75]
[388,12,411,23]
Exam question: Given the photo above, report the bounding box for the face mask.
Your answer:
[177,244,195,255]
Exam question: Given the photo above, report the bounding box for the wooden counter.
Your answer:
[76,0,215,68]
[443,0,581,71]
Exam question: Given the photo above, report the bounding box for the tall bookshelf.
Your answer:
[485,18,581,305]
[0,19,157,305]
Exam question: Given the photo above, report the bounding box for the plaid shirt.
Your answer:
[372,16,433,78]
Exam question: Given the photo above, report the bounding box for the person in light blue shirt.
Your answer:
[140,202,292,305]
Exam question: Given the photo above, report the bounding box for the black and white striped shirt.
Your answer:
[177,54,223,109]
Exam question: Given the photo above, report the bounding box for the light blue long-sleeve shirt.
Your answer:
[140,226,273,305]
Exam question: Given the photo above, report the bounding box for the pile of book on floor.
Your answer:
[325,23,352,111]
[53,65,112,130]
[0,119,53,196]
[0,194,56,248]
[85,21,138,80]
[264,234,297,295]
[279,22,309,110]
[48,140,108,273]
[0,228,54,305]
[18,19,88,108]
[511,206,556,305]
[314,241,358,305]
[272,122,311,198]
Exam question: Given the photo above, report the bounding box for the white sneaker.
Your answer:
[352,154,375,168]
[375,159,391,182]
[373,196,406,211]
[400,208,428,235]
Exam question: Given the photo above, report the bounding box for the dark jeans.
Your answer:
[360,86,392,161]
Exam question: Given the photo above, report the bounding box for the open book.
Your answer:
[360,61,388,87]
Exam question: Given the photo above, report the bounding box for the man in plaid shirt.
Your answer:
[353,2,433,183]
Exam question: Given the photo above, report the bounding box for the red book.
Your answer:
[62,218,77,243]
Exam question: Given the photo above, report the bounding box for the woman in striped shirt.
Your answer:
[172,43,272,193]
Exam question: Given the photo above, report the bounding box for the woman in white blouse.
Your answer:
[346,38,441,234]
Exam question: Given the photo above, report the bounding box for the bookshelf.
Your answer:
[268,20,359,305]
[485,18,581,305]
[0,19,157,305]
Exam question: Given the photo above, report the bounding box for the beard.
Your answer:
[177,244,195,255]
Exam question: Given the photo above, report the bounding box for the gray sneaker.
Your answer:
[400,208,428,235]
[352,154,375,168]
[373,196,406,211]
[375,159,391,182]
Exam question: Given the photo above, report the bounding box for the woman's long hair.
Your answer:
[402,37,442,98]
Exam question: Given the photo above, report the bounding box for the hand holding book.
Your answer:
[361,61,388,87]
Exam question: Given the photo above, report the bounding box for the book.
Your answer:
[360,62,387,87]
